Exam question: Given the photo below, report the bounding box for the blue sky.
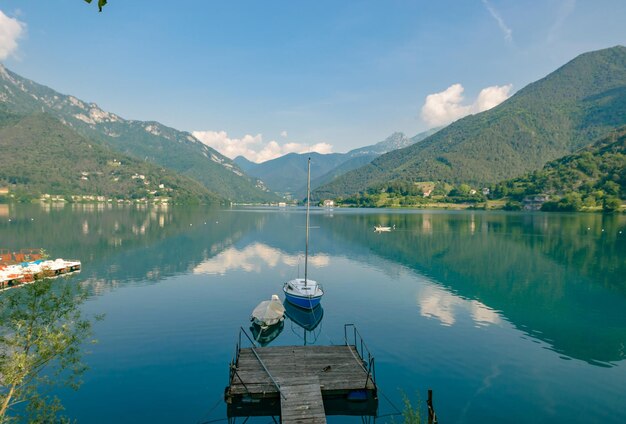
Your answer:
[1,0,625,161]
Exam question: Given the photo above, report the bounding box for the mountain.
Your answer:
[493,127,626,210]
[309,129,440,192]
[0,111,220,203]
[314,45,626,199]
[235,152,348,197]
[236,130,437,198]
[348,129,438,156]
[0,65,275,202]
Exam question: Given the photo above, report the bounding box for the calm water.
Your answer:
[1,204,625,423]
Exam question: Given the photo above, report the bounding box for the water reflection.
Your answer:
[284,302,324,345]
[2,205,625,423]
[249,321,284,346]
[418,284,502,328]
[323,210,626,365]
[2,205,624,367]
[192,243,330,275]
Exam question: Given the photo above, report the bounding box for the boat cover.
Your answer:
[251,295,285,326]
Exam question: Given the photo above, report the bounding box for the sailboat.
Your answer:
[283,158,324,309]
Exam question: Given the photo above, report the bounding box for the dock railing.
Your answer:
[343,324,376,390]
[228,326,285,400]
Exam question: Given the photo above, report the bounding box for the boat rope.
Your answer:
[197,418,228,424]
[196,395,227,424]
[376,386,404,417]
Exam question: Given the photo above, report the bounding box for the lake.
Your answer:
[1,204,625,423]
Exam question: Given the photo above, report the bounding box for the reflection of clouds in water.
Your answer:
[419,288,457,325]
[193,243,330,275]
[418,285,501,327]
[470,300,501,326]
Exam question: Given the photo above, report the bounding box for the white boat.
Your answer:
[283,158,324,309]
[250,294,285,329]
[374,224,395,232]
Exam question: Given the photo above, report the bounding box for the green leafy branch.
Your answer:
[84,0,108,12]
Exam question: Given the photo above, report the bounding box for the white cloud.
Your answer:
[482,0,512,42]
[280,130,288,138]
[420,83,512,128]
[473,84,513,111]
[192,130,333,163]
[0,10,25,60]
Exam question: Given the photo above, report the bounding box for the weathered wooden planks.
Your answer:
[279,376,327,424]
[227,345,375,397]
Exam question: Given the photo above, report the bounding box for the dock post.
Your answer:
[427,389,437,424]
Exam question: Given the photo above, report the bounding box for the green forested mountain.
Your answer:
[0,65,276,202]
[0,111,220,203]
[493,128,626,211]
[314,46,626,199]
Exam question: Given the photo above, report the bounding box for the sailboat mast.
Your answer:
[304,157,311,286]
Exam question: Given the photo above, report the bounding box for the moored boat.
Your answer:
[250,294,285,329]
[283,158,324,309]
[374,224,395,232]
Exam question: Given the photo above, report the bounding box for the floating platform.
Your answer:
[225,325,378,423]
[0,257,81,291]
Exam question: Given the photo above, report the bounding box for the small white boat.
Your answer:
[251,294,285,329]
[374,225,395,232]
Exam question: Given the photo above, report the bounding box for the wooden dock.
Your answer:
[279,376,326,424]
[225,325,378,422]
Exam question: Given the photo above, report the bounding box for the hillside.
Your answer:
[0,112,220,203]
[0,65,276,202]
[493,128,626,210]
[237,130,437,198]
[314,46,626,199]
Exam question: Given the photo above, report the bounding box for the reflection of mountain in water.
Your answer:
[0,204,260,294]
[3,205,625,365]
[186,208,626,365]
[323,211,626,365]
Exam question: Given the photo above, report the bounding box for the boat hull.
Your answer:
[251,316,284,328]
[283,290,323,309]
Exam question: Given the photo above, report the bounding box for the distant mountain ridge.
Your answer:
[314,45,626,199]
[0,65,276,202]
[235,129,438,198]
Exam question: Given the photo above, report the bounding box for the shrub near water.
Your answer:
[0,279,99,423]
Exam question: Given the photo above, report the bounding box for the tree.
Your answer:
[84,0,107,12]
[0,279,98,423]
[603,196,622,213]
